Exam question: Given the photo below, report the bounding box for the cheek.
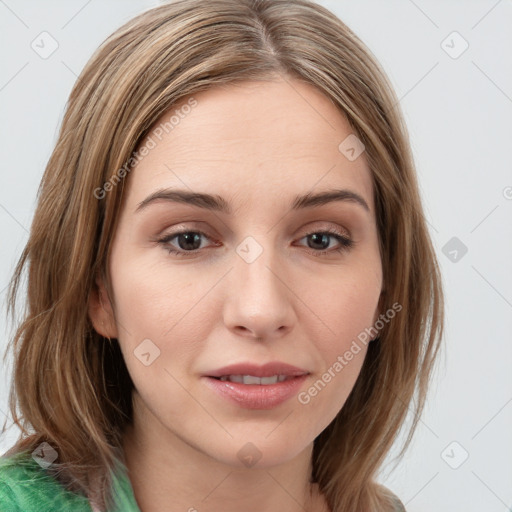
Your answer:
[108,252,225,386]
[298,291,373,431]
[110,253,212,335]
[306,350,367,439]
[109,263,211,409]
[303,258,381,346]
[298,263,379,415]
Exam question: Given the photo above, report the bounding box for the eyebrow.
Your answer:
[135,188,370,214]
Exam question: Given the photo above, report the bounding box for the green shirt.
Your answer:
[0,452,141,511]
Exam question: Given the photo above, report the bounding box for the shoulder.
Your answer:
[374,482,407,512]
[0,452,92,512]
[390,495,406,512]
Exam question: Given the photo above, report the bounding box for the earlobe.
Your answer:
[88,275,118,339]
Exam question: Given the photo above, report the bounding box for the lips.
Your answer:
[218,375,290,384]
[206,362,310,379]
[202,362,310,409]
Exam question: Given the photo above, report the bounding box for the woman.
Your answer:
[0,0,444,510]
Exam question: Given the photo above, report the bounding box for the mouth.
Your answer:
[205,361,310,380]
[211,374,301,384]
[202,363,310,409]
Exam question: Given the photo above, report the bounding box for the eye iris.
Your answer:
[308,233,329,250]
[178,232,202,250]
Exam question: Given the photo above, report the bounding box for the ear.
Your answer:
[88,273,119,339]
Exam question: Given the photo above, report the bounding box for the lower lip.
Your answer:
[203,375,309,410]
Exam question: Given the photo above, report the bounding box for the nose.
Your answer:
[222,244,296,341]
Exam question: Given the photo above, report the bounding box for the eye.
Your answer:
[295,229,354,257]
[156,228,354,258]
[157,230,217,257]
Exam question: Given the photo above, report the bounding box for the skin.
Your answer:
[89,77,383,512]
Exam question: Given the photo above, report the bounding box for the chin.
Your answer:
[206,432,313,470]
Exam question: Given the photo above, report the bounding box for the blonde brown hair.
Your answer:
[3,0,444,510]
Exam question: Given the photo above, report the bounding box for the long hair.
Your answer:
[2,0,444,510]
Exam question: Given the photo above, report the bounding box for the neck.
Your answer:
[121,395,329,512]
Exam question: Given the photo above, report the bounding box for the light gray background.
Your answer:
[1,1,511,511]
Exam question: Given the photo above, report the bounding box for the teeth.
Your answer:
[244,375,264,385]
[224,375,244,383]
[260,376,278,385]
[218,374,289,385]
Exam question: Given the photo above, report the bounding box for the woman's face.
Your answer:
[92,78,383,468]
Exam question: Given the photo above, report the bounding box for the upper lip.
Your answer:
[206,362,310,378]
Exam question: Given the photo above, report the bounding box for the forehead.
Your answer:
[125,79,374,212]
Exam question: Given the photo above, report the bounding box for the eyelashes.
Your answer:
[156,229,354,258]
[301,230,354,256]
[158,231,215,256]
